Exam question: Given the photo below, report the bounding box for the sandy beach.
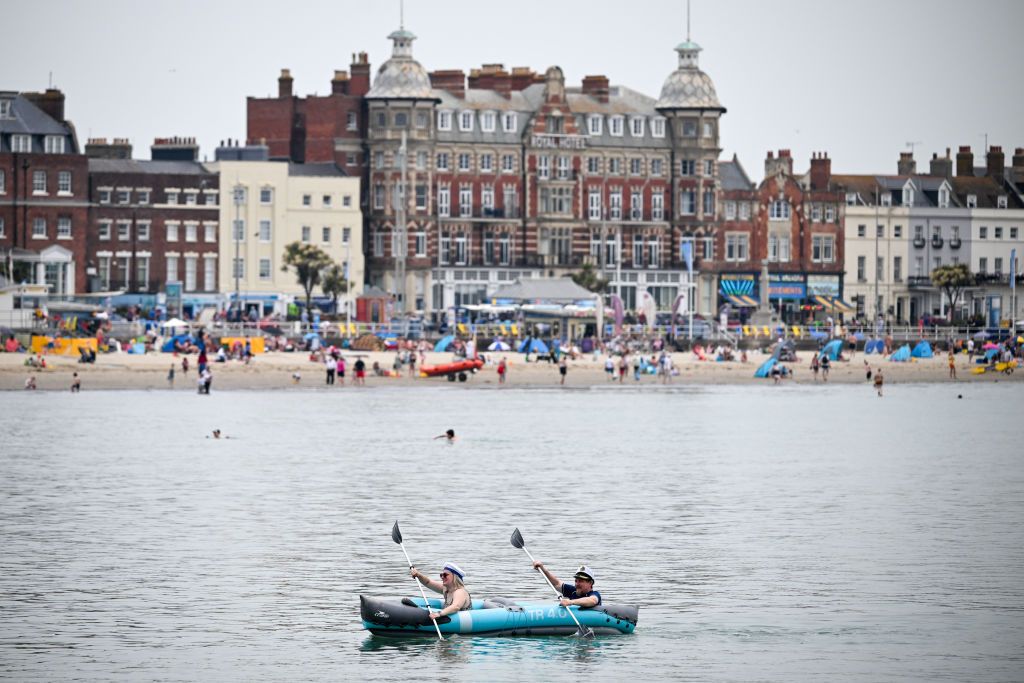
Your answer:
[2,348,1018,391]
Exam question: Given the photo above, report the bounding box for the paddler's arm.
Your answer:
[410,567,443,593]
[560,593,598,608]
[428,587,469,620]
[531,561,563,592]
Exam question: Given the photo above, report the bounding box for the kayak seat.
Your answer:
[481,597,519,609]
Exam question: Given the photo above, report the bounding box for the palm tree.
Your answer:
[571,263,609,293]
[281,242,333,316]
[321,264,350,317]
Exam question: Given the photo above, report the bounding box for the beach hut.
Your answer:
[889,344,912,362]
[819,339,843,361]
[911,341,933,358]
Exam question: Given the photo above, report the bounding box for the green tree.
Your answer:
[320,264,350,316]
[930,263,974,322]
[571,263,610,293]
[281,242,333,316]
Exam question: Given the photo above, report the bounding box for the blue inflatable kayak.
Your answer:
[360,595,639,637]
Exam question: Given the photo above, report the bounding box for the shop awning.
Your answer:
[726,294,759,307]
[811,296,855,314]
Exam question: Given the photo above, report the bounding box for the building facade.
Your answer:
[0,88,89,295]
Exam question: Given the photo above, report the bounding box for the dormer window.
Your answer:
[547,115,563,134]
[845,192,857,206]
[11,134,31,152]
[609,116,624,136]
[44,135,65,154]
[459,111,474,132]
[651,117,666,138]
[502,112,517,132]
[902,186,914,206]
[769,200,791,220]
[966,194,977,208]
[997,195,1008,209]
[881,194,892,207]
[0,98,12,118]
[480,111,496,132]
[629,117,645,137]
[437,111,452,131]
[938,187,950,208]
[587,115,602,136]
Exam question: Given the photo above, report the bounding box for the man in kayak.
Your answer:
[532,562,601,607]
[410,562,472,620]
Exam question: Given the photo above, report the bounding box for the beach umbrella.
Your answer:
[973,330,991,340]
[162,317,188,329]
[488,340,511,351]
[303,331,321,342]
[434,334,455,352]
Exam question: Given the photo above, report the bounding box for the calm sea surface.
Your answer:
[1,383,1023,682]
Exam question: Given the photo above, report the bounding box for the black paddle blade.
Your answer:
[392,521,403,545]
[510,528,525,549]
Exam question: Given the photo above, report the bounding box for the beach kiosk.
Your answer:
[355,286,394,324]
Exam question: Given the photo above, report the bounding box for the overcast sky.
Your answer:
[5,0,1022,176]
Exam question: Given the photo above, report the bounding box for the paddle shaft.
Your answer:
[399,542,444,640]
[518,545,591,635]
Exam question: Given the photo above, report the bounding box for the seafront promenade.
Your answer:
[1,349,1017,391]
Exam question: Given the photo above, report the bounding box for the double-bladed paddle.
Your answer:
[392,521,443,640]
[511,528,595,638]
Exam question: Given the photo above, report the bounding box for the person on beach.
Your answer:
[325,356,336,385]
[810,352,820,381]
[864,360,872,381]
[531,562,601,608]
[497,356,507,384]
[874,368,884,397]
[618,355,628,383]
[71,372,81,393]
[558,354,568,385]
[292,371,302,384]
[203,369,213,394]
[410,562,472,620]
[24,375,37,390]
[337,357,346,386]
[967,338,975,362]
[167,364,175,386]
[948,351,957,380]
[433,429,457,443]
[820,353,830,382]
[354,358,366,385]
[408,351,417,378]
[182,356,189,376]
[604,356,614,380]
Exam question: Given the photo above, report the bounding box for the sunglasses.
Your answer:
[440,572,452,578]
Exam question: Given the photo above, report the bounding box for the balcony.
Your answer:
[913,236,926,248]
[907,275,933,288]
[948,237,962,249]
[931,236,944,248]
[975,272,1008,285]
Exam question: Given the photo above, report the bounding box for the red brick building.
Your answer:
[0,88,89,295]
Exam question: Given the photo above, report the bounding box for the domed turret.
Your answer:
[655,40,724,112]
[366,28,437,100]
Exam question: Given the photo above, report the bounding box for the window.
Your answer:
[630,117,645,137]
[812,235,835,263]
[260,187,273,203]
[997,195,1008,209]
[415,231,426,257]
[33,170,46,193]
[0,218,6,237]
[894,256,902,281]
[184,257,197,291]
[633,235,644,267]
[185,223,197,242]
[136,257,149,290]
[651,158,663,176]
[115,189,130,204]
[416,111,428,129]
[481,112,496,132]
[557,156,570,180]
[769,234,780,262]
[681,120,697,137]
[499,234,511,265]
[394,112,408,127]
[588,189,602,220]
[652,118,665,137]
[346,152,357,166]
[56,217,71,238]
[609,190,622,219]
[459,111,474,131]
[995,226,1003,239]
[779,236,791,262]
[938,187,950,208]
[703,191,715,217]
[979,226,987,239]
[454,234,468,264]
[232,258,244,280]
[995,257,1003,274]
[629,158,642,176]
[537,155,550,180]
[1011,227,1018,239]
[933,256,942,271]
[415,184,427,210]
[703,159,714,177]
[204,224,216,242]
[846,192,858,206]
[137,221,150,241]
[608,158,621,175]
[811,205,822,222]
[57,171,71,194]
[480,154,494,172]
[857,224,866,238]
[703,121,714,138]
[769,200,790,219]
[458,153,471,171]
[739,202,751,220]
[501,154,515,172]
[44,135,65,154]
[547,115,563,134]
[414,150,427,170]
[375,151,384,169]
[166,255,178,283]
[978,257,987,273]
[679,189,696,215]
[894,225,902,238]
[323,194,332,207]
[915,225,924,239]
[915,256,924,276]
[459,186,472,217]
[302,226,311,243]
[437,152,450,171]
[876,257,885,281]
[725,202,737,220]
[376,111,386,127]
[117,221,131,240]
[877,225,885,238]
[165,222,178,241]
[30,217,45,238]
[438,187,450,217]
[588,115,602,135]
[302,194,311,206]
[540,186,573,215]
[503,186,518,216]
[438,111,452,130]
[12,134,31,152]
[232,219,244,241]
[725,234,749,262]
[343,227,351,244]
[502,112,517,132]
[680,159,695,176]
[97,256,111,289]
[185,191,197,205]
[138,190,150,205]
[259,220,271,242]
[609,116,624,136]
[204,258,216,291]
[343,195,352,207]
[651,192,664,220]
[346,111,357,131]
[322,227,331,243]
[966,194,977,208]
[374,184,384,210]
[166,191,178,205]
[631,190,643,221]
[902,186,914,206]
[482,185,494,211]
[439,232,449,264]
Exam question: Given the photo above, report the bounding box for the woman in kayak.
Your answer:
[411,562,472,619]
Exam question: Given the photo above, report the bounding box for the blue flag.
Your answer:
[1011,248,1016,291]
[681,241,694,275]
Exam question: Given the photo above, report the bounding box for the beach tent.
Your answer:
[754,357,777,378]
[518,338,549,355]
[434,335,456,352]
[771,339,797,362]
[864,339,882,354]
[488,340,511,351]
[911,341,933,358]
[161,334,194,353]
[889,344,912,362]
[819,339,843,361]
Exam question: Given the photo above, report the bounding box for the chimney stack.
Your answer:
[930,148,953,178]
[429,70,466,98]
[278,69,293,98]
[151,136,199,162]
[765,149,793,178]
[809,151,832,190]
[85,137,133,159]
[350,52,371,96]
[986,145,1005,179]
[955,145,974,177]
[24,88,66,123]
[897,151,916,176]
[510,67,541,91]
[1012,147,1024,184]
[581,75,610,104]
[468,64,512,98]
[331,70,350,95]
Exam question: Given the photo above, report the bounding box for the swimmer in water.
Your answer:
[433,429,456,442]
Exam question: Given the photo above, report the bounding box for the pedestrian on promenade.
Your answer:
[71,372,81,393]
[558,354,568,385]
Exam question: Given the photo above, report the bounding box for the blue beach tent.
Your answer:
[754,357,777,378]
[434,335,456,352]
[864,339,885,354]
[911,341,933,358]
[518,338,549,355]
[889,344,912,362]
[819,339,843,361]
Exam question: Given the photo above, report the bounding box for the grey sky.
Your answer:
[5,0,1022,176]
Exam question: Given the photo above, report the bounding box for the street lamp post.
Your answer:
[233,182,244,322]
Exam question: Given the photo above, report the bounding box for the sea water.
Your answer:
[1,383,1022,681]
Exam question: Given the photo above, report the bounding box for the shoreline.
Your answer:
[2,350,1018,391]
